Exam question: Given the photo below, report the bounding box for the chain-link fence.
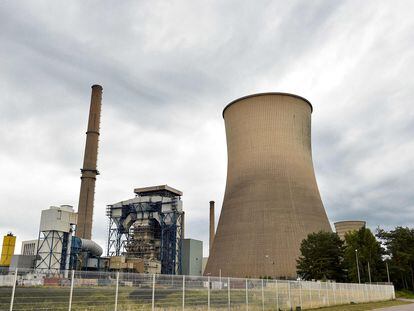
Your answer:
[0,268,395,310]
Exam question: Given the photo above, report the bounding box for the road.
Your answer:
[374,299,414,310]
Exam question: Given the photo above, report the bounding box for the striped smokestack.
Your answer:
[76,84,103,240]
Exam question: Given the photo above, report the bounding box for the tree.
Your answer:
[377,227,414,290]
[297,231,346,281]
[344,227,386,283]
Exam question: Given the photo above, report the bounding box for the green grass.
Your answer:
[0,287,249,310]
[312,299,411,310]
[396,289,414,299]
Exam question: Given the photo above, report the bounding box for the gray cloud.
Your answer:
[0,1,413,256]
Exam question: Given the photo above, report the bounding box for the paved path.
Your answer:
[373,299,414,310]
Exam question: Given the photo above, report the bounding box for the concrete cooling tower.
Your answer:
[204,93,331,279]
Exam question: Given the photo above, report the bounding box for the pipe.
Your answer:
[79,238,103,257]
[76,85,103,240]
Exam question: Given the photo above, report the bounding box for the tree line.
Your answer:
[296,226,414,290]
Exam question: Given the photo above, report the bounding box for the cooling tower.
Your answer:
[204,93,331,279]
[334,221,366,241]
[76,85,102,240]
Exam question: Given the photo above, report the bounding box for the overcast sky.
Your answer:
[1,1,413,256]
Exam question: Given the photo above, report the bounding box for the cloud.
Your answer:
[0,1,413,256]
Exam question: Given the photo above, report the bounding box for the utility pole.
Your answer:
[355,249,361,284]
[367,261,372,284]
[386,261,391,283]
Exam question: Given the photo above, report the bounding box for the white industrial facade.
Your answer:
[36,205,77,271]
[21,240,38,256]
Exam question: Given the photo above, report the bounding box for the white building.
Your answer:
[21,240,38,256]
[36,205,77,271]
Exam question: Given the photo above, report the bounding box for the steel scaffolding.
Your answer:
[106,191,184,274]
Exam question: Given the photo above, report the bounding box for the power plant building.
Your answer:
[181,239,203,276]
[204,93,332,279]
[21,240,38,256]
[36,205,77,271]
[107,185,184,274]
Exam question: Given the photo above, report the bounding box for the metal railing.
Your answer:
[0,268,395,310]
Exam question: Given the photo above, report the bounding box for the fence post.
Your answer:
[152,274,155,311]
[182,275,185,311]
[275,279,279,311]
[228,277,231,311]
[261,279,265,311]
[208,276,210,311]
[333,282,336,305]
[114,271,119,311]
[299,280,302,308]
[9,268,18,311]
[245,278,249,311]
[68,270,75,311]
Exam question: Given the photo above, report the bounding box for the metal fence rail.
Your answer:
[0,268,395,310]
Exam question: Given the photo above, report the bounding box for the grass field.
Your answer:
[1,287,246,310]
[396,289,414,299]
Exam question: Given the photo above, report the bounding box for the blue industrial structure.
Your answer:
[106,185,184,275]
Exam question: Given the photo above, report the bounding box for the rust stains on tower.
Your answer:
[204,93,331,279]
[76,85,103,240]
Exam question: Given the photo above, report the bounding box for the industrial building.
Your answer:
[0,233,16,267]
[21,240,38,256]
[10,255,36,270]
[5,86,196,275]
[2,84,206,276]
[334,221,366,240]
[7,85,107,273]
[204,93,332,279]
[107,185,184,274]
[181,239,203,276]
[36,205,77,270]
[35,205,103,271]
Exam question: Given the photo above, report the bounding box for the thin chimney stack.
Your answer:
[76,85,103,240]
[209,201,215,254]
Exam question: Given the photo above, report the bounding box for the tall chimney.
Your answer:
[209,201,215,254]
[76,84,103,240]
